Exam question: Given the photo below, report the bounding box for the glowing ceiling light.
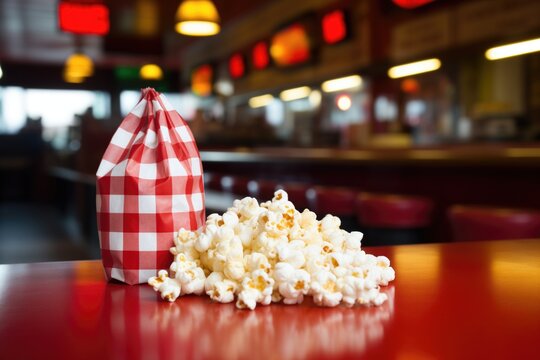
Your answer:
[322,75,362,93]
[249,94,274,108]
[63,53,94,83]
[485,38,540,60]
[309,90,322,107]
[65,53,94,78]
[175,0,220,36]
[0,64,3,79]
[280,86,311,102]
[63,70,85,84]
[215,79,234,96]
[388,58,441,79]
[336,94,352,111]
[139,64,163,80]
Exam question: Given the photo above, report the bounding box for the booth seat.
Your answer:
[448,205,540,242]
[357,193,434,246]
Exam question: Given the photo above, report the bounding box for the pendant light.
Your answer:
[175,0,220,36]
[140,64,163,80]
[64,53,94,83]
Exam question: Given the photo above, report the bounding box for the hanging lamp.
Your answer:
[175,0,220,36]
[140,64,164,80]
[64,53,94,83]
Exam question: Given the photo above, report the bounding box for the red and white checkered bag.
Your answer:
[96,88,205,284]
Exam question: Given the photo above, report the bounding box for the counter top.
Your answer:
[1,239,539,359]
[200,144,540,166]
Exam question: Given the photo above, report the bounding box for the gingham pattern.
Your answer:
[96,88,205,285]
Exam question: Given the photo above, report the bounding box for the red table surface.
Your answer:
[0,240,539,360]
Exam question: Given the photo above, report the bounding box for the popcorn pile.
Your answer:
[148,190,395,310]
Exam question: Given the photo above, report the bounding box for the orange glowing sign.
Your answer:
[270,23,311,67]
[58,2,109,35]
[191,64,213,97]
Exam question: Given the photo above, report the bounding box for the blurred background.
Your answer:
[1,0,539,263]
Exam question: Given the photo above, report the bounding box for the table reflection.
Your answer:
[105,285,395,359]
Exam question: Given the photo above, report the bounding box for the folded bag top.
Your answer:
[96,88,205,284]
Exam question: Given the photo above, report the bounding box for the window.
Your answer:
[0,87,109,133]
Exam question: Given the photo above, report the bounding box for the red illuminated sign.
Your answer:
[229,53,245,79]
[59,2,110,35]
[392,0,434,9]
[322,10,347,44]
[252,42,270,70]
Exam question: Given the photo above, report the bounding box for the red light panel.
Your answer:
[322,10,347,45]
[252,42,270,70]
[59,2,109,35]
[392,0,434,9]
[229,53,245,79]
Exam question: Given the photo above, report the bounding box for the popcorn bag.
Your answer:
[96,88,205,284]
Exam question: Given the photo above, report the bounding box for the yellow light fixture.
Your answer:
[63,70,85,84]
[388,58,441,79]
[135,0,159,36]
[280,86,311,102]
[322,75,362,93]
[65,53,94,78]
[249,94,274,108]
[63,53,94,83]
[139,64,163,80]
[485,38,540,60]
[175,0,220,36]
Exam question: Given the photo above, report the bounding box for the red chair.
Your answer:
[449,205,540,242]
[307,186,358,217]
[356,193,434,246]
[357,193,433,229]
[306,186,358,231]
[248,179,278,201]
[277,182,311,211]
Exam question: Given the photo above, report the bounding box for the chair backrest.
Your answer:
[307,186,358,217]
[448,205,540,241]
[357,193,433,229]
